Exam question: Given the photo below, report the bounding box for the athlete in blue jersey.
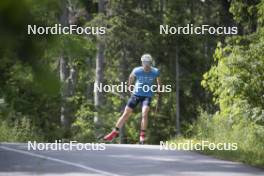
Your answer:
[104,54,161,144]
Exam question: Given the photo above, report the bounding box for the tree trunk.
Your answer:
[86,57,94,98]
[175,46,180,136]
[59,0,70,136]
[59,0,78,137]
[119,48,128,144]
[94,0,106,129]
[94,42,105,125]
[60,56,70,133]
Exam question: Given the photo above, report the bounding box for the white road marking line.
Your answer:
[106,144,161,149]
[0,145,120,176]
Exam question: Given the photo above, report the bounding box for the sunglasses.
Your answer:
[142,61,151,66]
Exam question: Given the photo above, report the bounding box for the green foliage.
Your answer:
[196,0,264,167]
[190,112,264,167]
[202,29,264,124]
[0,117,44,142]
[0,0,97,141]
[1,1,263,163]
[257,0,264,26]
[230,0,260,33]
[72,105,96,142]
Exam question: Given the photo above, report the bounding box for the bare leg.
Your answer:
[104,106,133,141]
[115,106,133,129]
[141,105,150,130]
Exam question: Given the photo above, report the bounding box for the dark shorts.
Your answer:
[127,94,152,109]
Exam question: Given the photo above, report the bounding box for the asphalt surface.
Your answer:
[0,143,263,176]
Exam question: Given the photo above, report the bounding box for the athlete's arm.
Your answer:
[128,73,135,93]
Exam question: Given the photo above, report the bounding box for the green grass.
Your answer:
[0,118,43,142]
[169,112,264,168]
[169,137,264,168]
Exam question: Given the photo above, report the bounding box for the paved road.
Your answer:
[0,143,263,176]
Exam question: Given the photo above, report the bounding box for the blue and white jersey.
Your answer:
[131,66,160,97]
